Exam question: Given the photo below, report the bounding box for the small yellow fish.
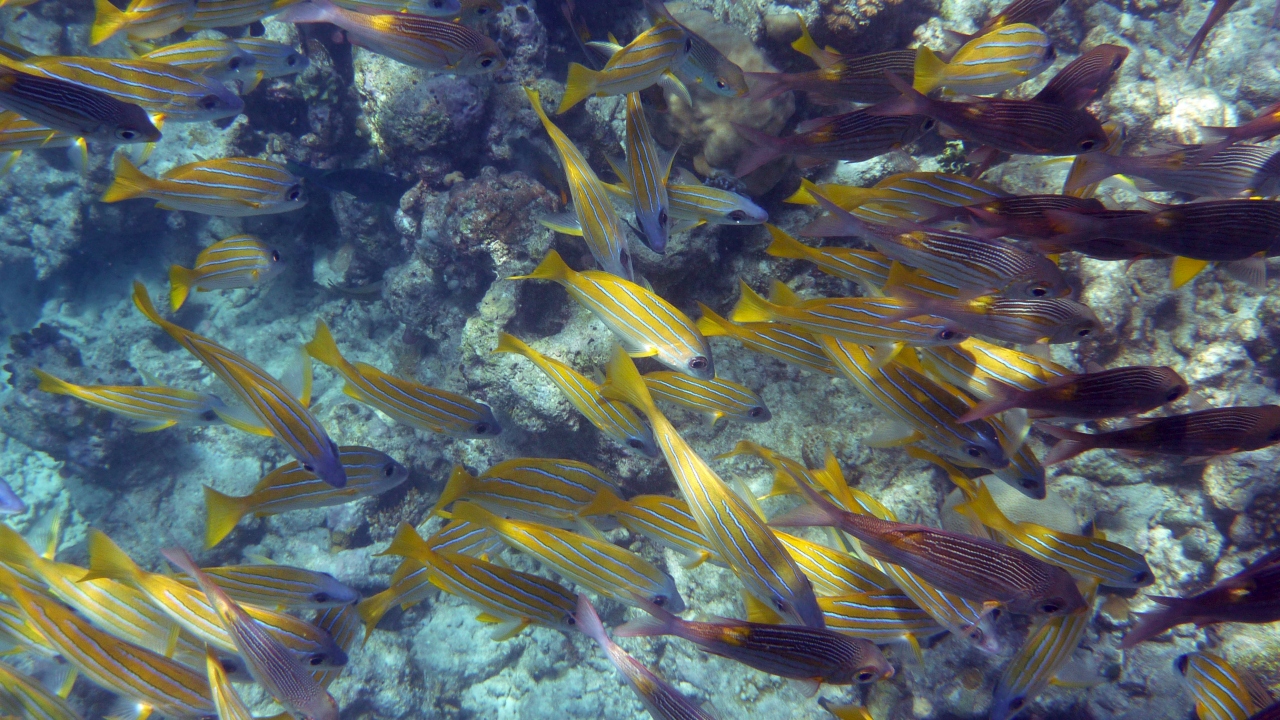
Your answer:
[0,112,85,175]
[1176,651,1272,720]
[558,17,690,113]
[33,367,227,432]
[764,224,894,295]
[493,332,659,457]
[818,590,942,647]
[917,338,1072,401]
[104,156,306,217]
[169,234,282,310]
[356,557,435,635]
[786,172,1008,225]
[177,563,361,609]
[914,23,1055,96]
[90,0,195,46]
[643,370,770,425]
[276,0,504,74]
[432,458,626,527]
[231,37,310,85]
[0,65,160,145]
[696,303,837,375]
[186,0,287,28]
[452,502,685,612]
[603,494,724,569]
[0,660,82,720]
[605,171,768,229]
[305,319,501,439]
[203,446,409,548]
[510,251,713,379]
[140,38,258,81]
[773,530,895,597]
[132,282,345,487]
[617,91,673,253]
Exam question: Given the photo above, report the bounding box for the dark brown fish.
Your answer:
[957,366,1189,423]
[770,481,1086,618]
[0,65,159,144]
[615,597,893,693]
[1122,548,1280,648]
[1185,0,1239,66]
[733,111,935,176]
[968,0,1065,39]
[745,50,917,105]
[1249,700,1280,720]
[1033,44,1129,110]
[925,194,1108,241]
[1065,144,1280,198]
[1042,405,1280,464]
[1198,101,1280,160]
[870,73,1107,156]
[1044,200,1280,261]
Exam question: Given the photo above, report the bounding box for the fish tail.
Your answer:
[768,478,843,530]
[763,224,816,261]
[599,344,660,420]
[953,481,1017,536]
[578,488,626,518]
[557,63,599,114]
[82,529,146,584]
[728,280,777,324]
[0,523,38,569]
[380,522,434,560]
[612,594,679,638]
[799,180,869,237]
[573,593,609,646]
[274,0,334,23]
[1120,600,1184,648]
[743,70,792,102]
[866,69,930,118]
[694,302,734,338]
[731,122,786,176]
[492,331,533,358]
[818,699,875,720]
[202,485,250,549]
[101,155,154,203]
[356,586,399,636]
[90,0,128,45]
[508,250,572,283]
[32,368,75,397]
[911,46,946,95]
[168,264,195,311]
[955,379,1022,423]
[767,279,803,307]
[431,466,477,518]
[1062,151,1117,194]
[303,319,348,370]
[448,501,502,533]
[1038,424,1096,465]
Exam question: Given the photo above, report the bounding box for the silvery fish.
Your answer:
[232,37,310,84]
[140,38,258,82]
[104,156,306,216]
[179,564,361,609]
[169,234,282,311]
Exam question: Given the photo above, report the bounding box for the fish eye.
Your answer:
[716,79,727,89]
[1029,286,1048,298]
[1039,601,1061,614]
[287,185,303,201]
[748,407,764,418]
[922,118,937,130]
[658,209,668,226]
[1079,139,1098,151]
[727,210,747,222]
[688,356,709,371]
[308,654,325,666]
[1019,477,1040,490]
[480,57,494,68]
[965,445,986,458]
[1008,697,1025,711]
[229,57,242,70]
[201,410,218,421]
[1133,570,1151,584]
[652,596,666,607]
[937,330,956,340]
[1044,44,1056,62]
[1167,386,1187,402]
[198,94,222,110]
[627,438,647,450]
[312,592,330,603]
[117,128,137,140]
[287,54,299,66]
[1175,654,1191,675]
[221,659,239,673]
[383,463,397,477]
[856,670,877,682]
[566,615,576,624]
[473,422,491,435]
[1268,427,1280,442]
[772,598,787,611]
[1076,326,1093,337]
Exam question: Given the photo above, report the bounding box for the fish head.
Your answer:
[957,420,1008,471]
[841,642,894,684]
[647,583,685,614]
[1154,367,1190,405]
[0,479,24,515]
[304,438,348,489]
[194,86,245,121]
[222,49,258,80]
[304,633,349,668]
[455,40,506,75]
[623,424,661,458]
[1026,569,1088,617]
[744,403,771,423]
[1257,406,1280,445]
[301,691,340,720]
[988,689,1029,720]
[376,455,411,486]
[462,404,502,438]
[114,103,163,144]
[1046,303,1106,344]
[723,200,768,225]
[681,351,715,381]
[1071,122,1109,155]
[282,51,311,74]
[991,459,1046,499]
[308,572,361,606]
[260,247,286,281]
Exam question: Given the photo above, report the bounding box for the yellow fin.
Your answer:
[1170,256,1210,288]
[743,591,784,624]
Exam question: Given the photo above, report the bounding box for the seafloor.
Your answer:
[1,0,1279,718]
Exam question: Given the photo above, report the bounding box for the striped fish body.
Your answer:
[601,348,824,628]
[331,0,459,15]
[493,332,659,457]
[643,371,769,424]
[1094,199,1280,260]
[452,502,685,612]
[184,564,361,608]
[987,414,1047,499]
[623,92,672,253]
[819,338,1008,471]
[666,180,767,225]
[913,23,1054,96]
[21,56,242,121]
[873,227,1071,299]
[930,194,1107,241]
[972,0,1064,36]
[746,50,917,104]
[0,659,84,720]
[613,495,724,568]
[164,549,339,720]
[1067,145,1280,199]
[309,604,361,688]
[0,600,60,659]
[90,0,195,45]
[202,446,409,548]
[511,251,713,378]
[917,338,1071,400]
[0,66,159,143]
[276,0,503,74]
[1033,43,1128,109]
[131,283,344,487]
[141,39,258,81]
[433,458,625,526]
[0,566,216,720]
[902,294,1104,345]
[672,25,746,97]
[356,557,436,633]
[764,224,893,293]
[1177,652,1269,720]
[735,110,934,176]
[105,157,306,216]
[526,88,632,279]
[963,365,1188,422]
[426,518,504,557]
[558,19,689,112]
[32,368,226,432]
[696,303,837,375]
[716,439,837,502]
[1047,405,1280,462]
[617,604,893,686]
[818,590,942,645]
[730,282,965,348]
[0,111,79,151]
[989,580,1096,720]
[232,38,310,79]
[170,234,281,310]
[774,531,896,596]
[186,0,277,28]
[206,648,253,720]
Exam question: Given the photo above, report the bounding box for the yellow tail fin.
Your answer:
[303,319,348,370]
[430,466,476,518]
[598,344,660,419]
[356,586,398,635]
[728,280,776,323]
[556,63,599,114]
[508,250,574,283]
[0,523,38,569]
[694,302,735,338]
[202,486,251,549]
[577,488,626,518]
[131,280,165,326]
[380,522,434,562]
[767,279,803,307]
[763,224,815,261]
[81,529,146,584]
[90,0,128,46]
[32,368,75,396]
[492,332,533,357]
[101,155,154,203]
[912,46,947,95]
[168,264,195,311]
[448,501,502,531]
[952,480,1017,536]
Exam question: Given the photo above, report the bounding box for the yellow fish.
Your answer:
[916,338,1072,401]
[558,17,689,112]
[0,659,82,720]
[104,157,306,217]
[818,590,942,647]
[0,112,86,175]
[177,563,361,609]
[89,0,194,45]
[602,494,724,569]
[601,346,824,628]
[204,648,252,720]
[33,367,227,432]
[17,55,242,121]
[1176,651,1272,720]
[493,332,658,456]
[139,38,258,82]
[696,303,836,375]
[305,320,501,439]
[643,371,770,426]
[433,458,625,528]
[169,234,282,311]
[914,23,1055,96]
[185,0,287,29]
[617,91,673,253]
[510,251,713,378]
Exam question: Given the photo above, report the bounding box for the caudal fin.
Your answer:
[956,378,1023,423]
[203,486,251,549]
[1038,423,1097,465]
[556,63,599,114]
[598,344,660,419]
[168,265,196,311]
[768,477,844,530]
[303,319,348,370]
[32,368,75,396]
[731,122,787,176]
[100,155,154,203]
[1119,598,1185,648]
[744,70,794,102]
[574,593,610,646]
[81,529,146,584]
[865,72,931,118]
[728,280,778,324]
[911,46,948,95]
[90,0,128,46]
[763,224,817,261]
[492,332,534,358]
[1062,152,1118,194]
[380,522,434,561]
[508,250,573,283]
[431,466,477,518]
[613,593,680,638]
